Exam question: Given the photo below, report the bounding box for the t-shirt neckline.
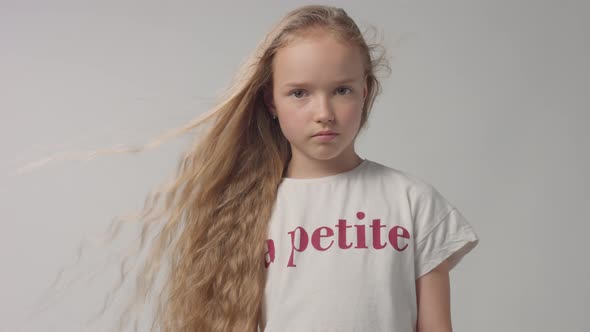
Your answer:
[280,158,370,184]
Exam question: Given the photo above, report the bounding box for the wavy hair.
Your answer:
[20,4,391,332]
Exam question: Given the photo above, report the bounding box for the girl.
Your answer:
[23,4,479,332]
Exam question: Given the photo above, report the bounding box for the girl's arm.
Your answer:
[415,258,453,332]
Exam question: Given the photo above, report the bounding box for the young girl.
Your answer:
[23,4,479,332]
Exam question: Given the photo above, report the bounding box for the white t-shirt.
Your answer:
[259,158,479,332]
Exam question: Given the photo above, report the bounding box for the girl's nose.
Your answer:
[313,95,335,122]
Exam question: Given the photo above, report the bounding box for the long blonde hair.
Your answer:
[20,4,391,331]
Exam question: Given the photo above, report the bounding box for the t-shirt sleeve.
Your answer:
[412,184,479,279]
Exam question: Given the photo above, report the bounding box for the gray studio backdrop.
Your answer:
[1,1,588,331]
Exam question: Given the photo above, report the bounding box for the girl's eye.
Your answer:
[336,87,352,95]
[290,89,306,98]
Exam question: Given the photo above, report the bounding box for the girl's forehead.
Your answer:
[272,35,364,84]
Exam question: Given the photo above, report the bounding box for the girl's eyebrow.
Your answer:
[283,78,358,88]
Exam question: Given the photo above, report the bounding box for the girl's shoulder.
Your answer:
[364,159,442,200]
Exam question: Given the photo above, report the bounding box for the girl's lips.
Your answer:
[312,133,338,141]
[313,130,337,136]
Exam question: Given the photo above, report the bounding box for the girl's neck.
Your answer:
[284,153,364,179]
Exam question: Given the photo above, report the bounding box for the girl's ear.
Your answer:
[263,87,275,113]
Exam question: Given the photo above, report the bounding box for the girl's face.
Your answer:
[267,31,368,166]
